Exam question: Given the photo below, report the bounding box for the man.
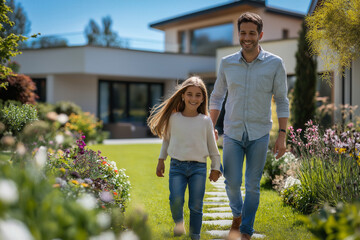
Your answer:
[209,12,289,240]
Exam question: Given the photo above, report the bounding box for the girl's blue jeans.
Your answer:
[169,158,206,240]
[222,132,269,236]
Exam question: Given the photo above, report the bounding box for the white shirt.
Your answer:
[159,112,221,171]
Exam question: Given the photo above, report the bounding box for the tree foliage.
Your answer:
[291,21,317,132]
[84,16,122,47]
[30,35,68,48]
[0,74,38,104]
[0,0,27,81]
[1,0,30,36]
[306,0,360,82]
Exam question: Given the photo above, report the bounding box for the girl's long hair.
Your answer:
[147,76,208,139]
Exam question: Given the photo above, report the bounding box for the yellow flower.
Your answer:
[71,180,79,185]
[59,168,66,174]
[81,183,89,187]
[336,148,347,154]
[53,183,60,188]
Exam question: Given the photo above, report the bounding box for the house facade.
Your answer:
[14,0,330,138]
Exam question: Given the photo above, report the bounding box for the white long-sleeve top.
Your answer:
[159,112,221,171]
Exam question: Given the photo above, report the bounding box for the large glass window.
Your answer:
[129,83,147,122]
[99,80,163,124]
[112,83,127,122]
[99,81,110,123]
[190,23,233,55]
[32,78,46,102]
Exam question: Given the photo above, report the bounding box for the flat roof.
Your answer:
[150,0,304,30]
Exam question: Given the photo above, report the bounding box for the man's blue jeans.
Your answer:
[222,132,269,236]
[169,158,206,240]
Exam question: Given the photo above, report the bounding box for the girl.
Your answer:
[147,76,222,240]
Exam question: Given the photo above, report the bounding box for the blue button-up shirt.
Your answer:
[209,47,290,141]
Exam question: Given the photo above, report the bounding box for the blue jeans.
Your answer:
[169,158,207,240]
[222,132,269,236]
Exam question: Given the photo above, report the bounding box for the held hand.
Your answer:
[156,159,165,177]
[273,134,286,159]
[214,129,219,141]
[209,170,222,182]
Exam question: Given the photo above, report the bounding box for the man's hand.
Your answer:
[214,129,219,141]
[209,170,222,182]
[273,133,286,159]
[156,159,165,177]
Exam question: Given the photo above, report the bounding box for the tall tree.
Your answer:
[84,16,122,47]
[306,0,360,83]
[291,20,317,132]
[0,0,27,84]
[3,0,30,36]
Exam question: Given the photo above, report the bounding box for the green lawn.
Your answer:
[92,143,312,240]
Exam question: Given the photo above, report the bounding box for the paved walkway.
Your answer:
[204,177,266,239]
[104,139,266,239]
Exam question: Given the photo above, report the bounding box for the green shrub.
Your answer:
[288,121,360,213]
[35,102,56,120]
[0,103,38,134]
[281,183,319,214]
[54,101,83,116]
[262,151,298,190]
[302,201,360,240]
[0,162,122,240]
[65,112,106,143]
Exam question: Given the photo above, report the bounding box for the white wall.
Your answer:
[216,39,298,75]
[14,46,215,81]
[52,74,98,114]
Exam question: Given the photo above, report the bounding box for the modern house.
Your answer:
[15,0,343,138]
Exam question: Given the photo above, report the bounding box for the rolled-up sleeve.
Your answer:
[210,60,227,110]
[273,60,290,118]
[206,119,221,171]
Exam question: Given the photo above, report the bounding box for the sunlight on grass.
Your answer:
[91,144,312,240]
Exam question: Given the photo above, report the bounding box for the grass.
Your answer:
[0,151,11,162]
[91,143,313,240]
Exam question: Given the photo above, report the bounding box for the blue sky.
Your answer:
[15,0,312,51]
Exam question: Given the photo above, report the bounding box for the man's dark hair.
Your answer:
[237,12,263,34]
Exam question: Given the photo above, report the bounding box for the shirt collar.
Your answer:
[239,45,265,62]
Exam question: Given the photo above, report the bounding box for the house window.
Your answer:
[179,31,187,53]
[282,29,289,39]
[98,80,164,125]
[190,23,233,55]
[32,78,46,102]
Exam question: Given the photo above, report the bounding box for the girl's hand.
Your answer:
[156,159,165,177]
[209,170,222,182]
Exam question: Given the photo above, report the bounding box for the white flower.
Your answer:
[90,231,116,240]
[284,176,301,189]
[96,212,111,229]
[0,179,18,204]
[34,146,47,168]
[55,134,65,144]
[100,191,113,203]
[118,230,139,240]
[16,143,26,156]
[76,193,97,210]
[0,219,34,240]
[57,114,69,124]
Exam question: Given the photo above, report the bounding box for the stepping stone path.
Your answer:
[203,177,266,239]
